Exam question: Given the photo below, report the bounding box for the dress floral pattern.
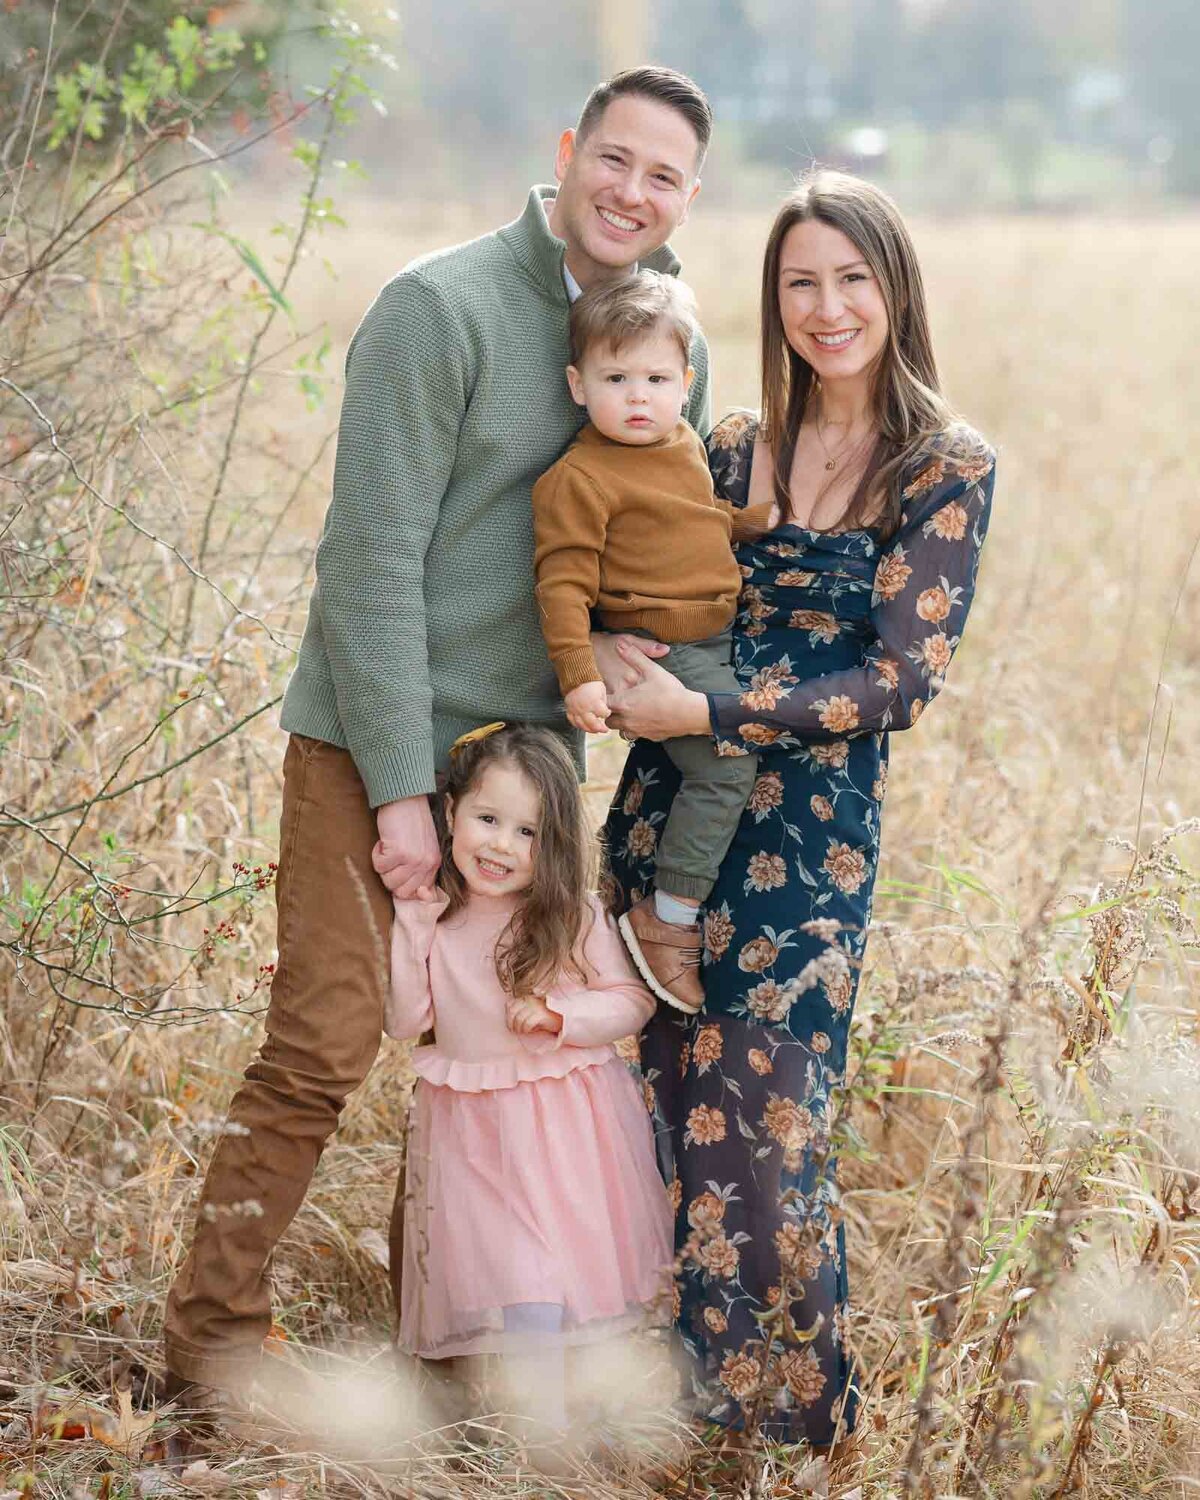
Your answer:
[603,411,996,1444]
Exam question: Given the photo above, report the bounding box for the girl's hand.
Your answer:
[607,644,712,742]
[505,995,563,1035]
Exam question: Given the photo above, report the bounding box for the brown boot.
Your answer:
[159,1370,232,1464]
[618,897,705,1014]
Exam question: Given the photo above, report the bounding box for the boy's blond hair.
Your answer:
[568,270,697,369]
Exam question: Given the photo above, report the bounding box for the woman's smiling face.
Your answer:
[777,219,889,392]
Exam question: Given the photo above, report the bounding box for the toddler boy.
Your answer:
[532,271,770,1013]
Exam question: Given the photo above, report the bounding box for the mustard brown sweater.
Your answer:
[532,421,771,695]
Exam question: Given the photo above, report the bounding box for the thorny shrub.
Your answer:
[1,0,402,1412]
[2,8,387,1054]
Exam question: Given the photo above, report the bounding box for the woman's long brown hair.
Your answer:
[760,169,975,537]
[437,724,594,997]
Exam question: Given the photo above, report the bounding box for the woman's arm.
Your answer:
[709,447,996,751]
[606,446,995,749]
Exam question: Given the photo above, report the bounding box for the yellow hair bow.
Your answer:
[448,721,507,759]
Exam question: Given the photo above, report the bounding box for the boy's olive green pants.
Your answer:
[633,628,757,903]
[163,734,407,1384]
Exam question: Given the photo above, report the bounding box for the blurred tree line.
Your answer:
[3,0,1198,201]
[385,0,1200,204]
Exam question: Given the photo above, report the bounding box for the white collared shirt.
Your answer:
[562,261,639,302]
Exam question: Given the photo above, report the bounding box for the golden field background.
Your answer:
[4,180,1200,1499]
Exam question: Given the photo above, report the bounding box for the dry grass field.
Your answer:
[4,175,1200,1499]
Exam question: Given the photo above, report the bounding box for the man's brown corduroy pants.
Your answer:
[163,734,409,1385]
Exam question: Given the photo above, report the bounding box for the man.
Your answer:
[163,65,713,1400]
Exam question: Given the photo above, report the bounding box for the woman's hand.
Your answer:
[505,995,563,1035]
[590,631,670,699]
[606,641,712,742]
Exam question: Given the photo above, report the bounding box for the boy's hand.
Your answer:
[565,680,610,734]
[505,995,563,1036]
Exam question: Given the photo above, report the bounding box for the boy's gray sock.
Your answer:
[654,890,701,928]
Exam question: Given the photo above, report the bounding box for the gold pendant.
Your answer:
[825,459,836,471]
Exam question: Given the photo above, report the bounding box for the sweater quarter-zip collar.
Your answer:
[498,185,683,304]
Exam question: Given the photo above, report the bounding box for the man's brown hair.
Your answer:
[569,269,697,370]
[576,65,712,166]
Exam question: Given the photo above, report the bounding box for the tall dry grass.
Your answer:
[4,127,1200,1498]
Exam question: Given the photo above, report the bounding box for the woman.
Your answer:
[600,169,996,1448]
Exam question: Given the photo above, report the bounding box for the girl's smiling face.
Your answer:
[445,760,540,899]
[777,219,889,392]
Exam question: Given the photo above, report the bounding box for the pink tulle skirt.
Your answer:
[399,1056,674,1359]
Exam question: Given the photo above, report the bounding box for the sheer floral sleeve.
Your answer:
[709,436,996,750]
[706,411,775,542]
[705,410,759,505]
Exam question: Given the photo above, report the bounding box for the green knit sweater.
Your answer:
[280,185,712,807]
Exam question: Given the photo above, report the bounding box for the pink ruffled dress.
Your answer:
[386,890,673,1360]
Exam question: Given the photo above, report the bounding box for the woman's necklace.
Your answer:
[814,410,865,471]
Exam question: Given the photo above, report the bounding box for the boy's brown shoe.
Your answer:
[618,897,705,1014]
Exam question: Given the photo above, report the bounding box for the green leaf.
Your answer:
[165,16,202,89]
[216,233,293,317]
[49,61,118,145]
[0,1125,35,1200]
[81,99,107,140]
[204,28,245,70]
[1051,889,1156,926]
[937,860,1003,905]
[978,1212,1039,1293]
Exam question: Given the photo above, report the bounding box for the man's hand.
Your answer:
[372,794,441,898]
[505,995,563,1036]
[564,680,611,735]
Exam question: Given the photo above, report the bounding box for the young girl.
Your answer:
[386,722,672,1431]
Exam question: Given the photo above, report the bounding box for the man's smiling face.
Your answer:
[548,94,702,289]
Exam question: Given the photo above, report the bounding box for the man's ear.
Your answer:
[565,364,588,407]
[553,128,577,185]
[678,177,701,228]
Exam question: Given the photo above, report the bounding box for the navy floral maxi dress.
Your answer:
[603,412,996,1445]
